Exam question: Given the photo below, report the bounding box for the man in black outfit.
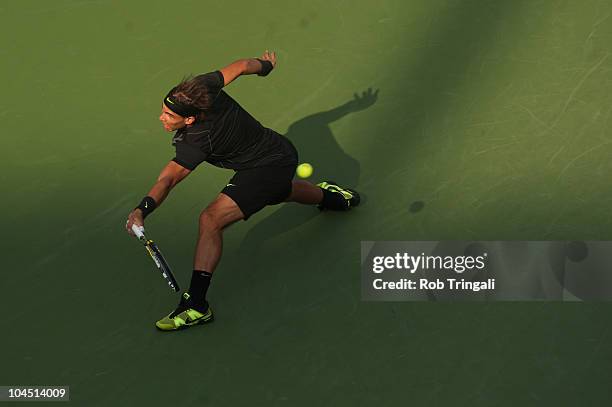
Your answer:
[125,50,359,331]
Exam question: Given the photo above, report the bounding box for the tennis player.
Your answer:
[125,51,359,331]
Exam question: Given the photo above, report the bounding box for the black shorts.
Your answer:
[221,165,297,220]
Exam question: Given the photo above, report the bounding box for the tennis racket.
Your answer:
[131,224,180,292]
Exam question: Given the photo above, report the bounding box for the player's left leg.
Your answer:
[193,193,245,272]
[155,194,244,331]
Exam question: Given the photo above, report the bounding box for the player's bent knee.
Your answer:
[199,210,221,232]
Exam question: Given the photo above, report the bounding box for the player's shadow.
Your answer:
[239,88,378,250]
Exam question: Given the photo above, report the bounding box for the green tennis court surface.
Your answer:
[2,0,612,405]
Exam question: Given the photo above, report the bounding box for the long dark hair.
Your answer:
[170,75,215,121]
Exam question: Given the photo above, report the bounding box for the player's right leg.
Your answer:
[287,180,360,210]
[285,180,323,204]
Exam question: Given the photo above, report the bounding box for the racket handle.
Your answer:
[131,224,145,239]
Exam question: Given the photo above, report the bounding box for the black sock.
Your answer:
[188,270,213,304]
[319,188,349,211]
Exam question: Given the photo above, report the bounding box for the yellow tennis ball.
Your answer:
[296,163,313,178]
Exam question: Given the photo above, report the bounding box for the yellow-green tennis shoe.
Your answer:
[316,180,361,210]
[155,292,214,331]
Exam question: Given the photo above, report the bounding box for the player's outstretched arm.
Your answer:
[219,50,277,86]
[125,161,191,235]
[146,161,191,206]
